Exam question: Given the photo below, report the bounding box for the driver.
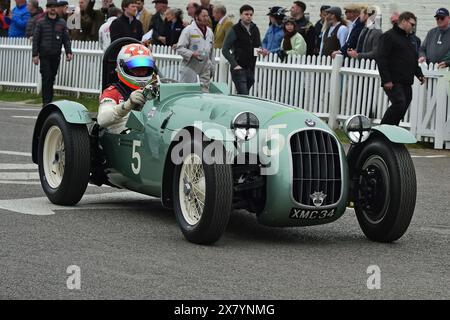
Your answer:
[98,43,156,134]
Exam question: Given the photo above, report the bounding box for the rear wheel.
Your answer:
[353,137,416,242]
[173,138,233,245]
[38,112,90,205]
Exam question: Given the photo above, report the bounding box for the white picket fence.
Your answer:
[1,37,449,149]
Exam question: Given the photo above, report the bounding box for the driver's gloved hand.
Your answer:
[123,90,146,112]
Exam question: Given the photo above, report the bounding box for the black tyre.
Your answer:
[354,137,416,242]
[173,138,233,244]
[38,112,90,205]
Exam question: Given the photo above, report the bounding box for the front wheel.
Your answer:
[353,137,416,242]
[173,138,233,245]
[38,111,91,205]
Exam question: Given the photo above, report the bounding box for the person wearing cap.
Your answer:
[32,0,72,107]
[177,6,214,92]
[110,0,143,42]
[347,5,382,60]
[135,0,152,33]
[25,0,44,38]
[56,1,69,21]
[262,6,286,54]
[278,16,306,60]
[290,1,315,56]
[222,4,263,95]
[314,5,330,55]
[150,0,167,45]
[333,4,365,58]
[376,11,425,126]
[418,8,450,64]
[319,6,348,57]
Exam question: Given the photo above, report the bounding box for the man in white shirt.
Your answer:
[98,7,122,51]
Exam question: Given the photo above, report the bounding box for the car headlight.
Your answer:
[343,115,371,144]
[231,112,259,141]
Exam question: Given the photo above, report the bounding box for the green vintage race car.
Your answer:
[31,39,417,244]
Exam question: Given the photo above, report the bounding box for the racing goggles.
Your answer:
[124,56,155,76]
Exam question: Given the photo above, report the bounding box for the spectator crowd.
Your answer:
[1,0,449,117]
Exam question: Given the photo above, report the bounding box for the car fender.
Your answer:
[371,125,417,144]
[31,101,92,163]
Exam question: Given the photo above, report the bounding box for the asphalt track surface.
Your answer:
[0,102,449,300]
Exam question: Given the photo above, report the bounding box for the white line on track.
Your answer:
[411,155,448,158]
[0,163,37,170]
[0,150,32,157]
[0,192,155,215]
[0,108,40,111]
[0,180,41,185]
[0,172,39,180]
[11,116,38,119]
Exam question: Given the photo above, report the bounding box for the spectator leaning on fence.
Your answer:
[262,7,286,55]
[347,5,382,60]
[278,16,306,61]
[32,0,72,107]
[222,4,264,95]
[99,6,122,51]
[419,8,450,65]
[320,7,348,57]
[314,5,330,55]
[136,0,152,33]
[212,4,233,49]
[110,0,143,42]
[290,1,315,56]
[150,0,168,45]
[375,11,425,126]
[5,0,30,37]
[177,7,214,92]
[161,7,184,48]
[25,0,43,38]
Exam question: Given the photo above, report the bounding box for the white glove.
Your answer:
[123,89,146,112]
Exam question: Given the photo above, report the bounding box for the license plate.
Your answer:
[289,208,336,220]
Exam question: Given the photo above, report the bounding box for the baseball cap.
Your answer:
[46,0,59,7]
[152,0,168,4]
[57,0,69,6]
[325,6,342,17]
[434,8,449,17]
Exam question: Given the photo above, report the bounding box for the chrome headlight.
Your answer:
[343,115,371,144]
[231,112,259,141]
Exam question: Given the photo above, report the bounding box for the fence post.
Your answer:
[218,51,228,84]
[328,54,343,129]
[434,71,449,149]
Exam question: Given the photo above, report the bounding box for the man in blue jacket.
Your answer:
[5,0,30,37]
[262,6,286,55]
[332,4,365,58]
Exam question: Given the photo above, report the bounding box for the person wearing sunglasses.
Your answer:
[419,8,450,64]
[375,11,425,126]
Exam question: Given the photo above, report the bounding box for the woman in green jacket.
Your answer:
[279,17,307,60]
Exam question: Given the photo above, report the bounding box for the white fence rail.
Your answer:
[1,38,449,149]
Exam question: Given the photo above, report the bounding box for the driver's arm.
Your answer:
[97,89,146,133]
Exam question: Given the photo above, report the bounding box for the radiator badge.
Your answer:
[310,191,327,207]
[305,119,316,127]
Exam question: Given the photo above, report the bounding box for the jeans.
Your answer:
[381,83,413,126]
[231,68,255,95]
[40,55,61,106]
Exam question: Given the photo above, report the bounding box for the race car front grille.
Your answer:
[290,130,342,206]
